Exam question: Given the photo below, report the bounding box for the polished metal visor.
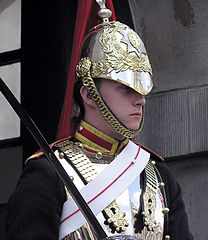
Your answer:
[92,70,153,95]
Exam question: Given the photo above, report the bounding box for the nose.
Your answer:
[132,93,146,106]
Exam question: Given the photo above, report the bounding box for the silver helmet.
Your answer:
[76,2,153,138]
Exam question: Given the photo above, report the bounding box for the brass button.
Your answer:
[162,208,169,214]
[158,182,165,188]
[142,211,147,217]
[75,142,83,148]
[96,152,103,159]
[165,235,170,240]
[59,152,64,159]
[78,143,84,148]
[151,160,156,166]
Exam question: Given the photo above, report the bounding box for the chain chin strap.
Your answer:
[76,57,144,139]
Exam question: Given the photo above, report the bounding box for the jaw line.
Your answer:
[98,97,142,137]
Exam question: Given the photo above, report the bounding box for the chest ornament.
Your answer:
[141,161,158,231]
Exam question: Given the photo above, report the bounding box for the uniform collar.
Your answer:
[74,120,129,158]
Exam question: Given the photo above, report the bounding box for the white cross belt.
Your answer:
[58,140,150,240]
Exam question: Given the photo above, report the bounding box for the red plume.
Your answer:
[56,0,115,140]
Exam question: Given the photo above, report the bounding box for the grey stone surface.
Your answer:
[0,63,21,140]
[189,87,208,153]
[129,0,208,92]
[130,2,208,237]
[0,0,21,52]
[167,154,208,240]
[136,89,189,157]
[136,85,208,158]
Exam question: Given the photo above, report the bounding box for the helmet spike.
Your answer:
[96,0,112,23]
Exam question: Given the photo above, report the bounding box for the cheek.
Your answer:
[101,91,129,114]
[111,103,128,120]
[102,93,117,107]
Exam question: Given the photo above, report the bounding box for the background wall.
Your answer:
[129,0,208,239]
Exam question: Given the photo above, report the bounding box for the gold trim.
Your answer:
[116,138,129,156]
[26,152,43,162]
[75,131,110,153]
[75,120,129,157]
[81,120,119,145]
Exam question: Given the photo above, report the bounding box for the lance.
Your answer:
[0,76,108,240]
[0,77,143,240]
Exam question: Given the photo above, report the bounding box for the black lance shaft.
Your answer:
[0,77,107,240]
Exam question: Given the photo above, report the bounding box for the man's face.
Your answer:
[99,79,146,131]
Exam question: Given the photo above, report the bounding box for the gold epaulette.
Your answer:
[25,136,72,164]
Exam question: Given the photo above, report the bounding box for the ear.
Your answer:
[80,86,96,107]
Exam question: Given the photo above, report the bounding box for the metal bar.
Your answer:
[0,77,107,240]
[0,49,21,67]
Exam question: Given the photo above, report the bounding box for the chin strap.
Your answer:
[76,57,144,139]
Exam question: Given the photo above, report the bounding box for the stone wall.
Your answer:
[129,0,208,239]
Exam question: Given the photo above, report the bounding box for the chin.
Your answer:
[127,123,141,131]
[130,127,140,131]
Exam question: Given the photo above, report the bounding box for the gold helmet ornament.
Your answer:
[76,0,153,138]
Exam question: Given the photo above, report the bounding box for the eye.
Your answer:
[118,85,134,94]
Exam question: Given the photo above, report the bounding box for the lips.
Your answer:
[129,112,142,117]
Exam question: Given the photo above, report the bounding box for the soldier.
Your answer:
[6,1,193,240]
